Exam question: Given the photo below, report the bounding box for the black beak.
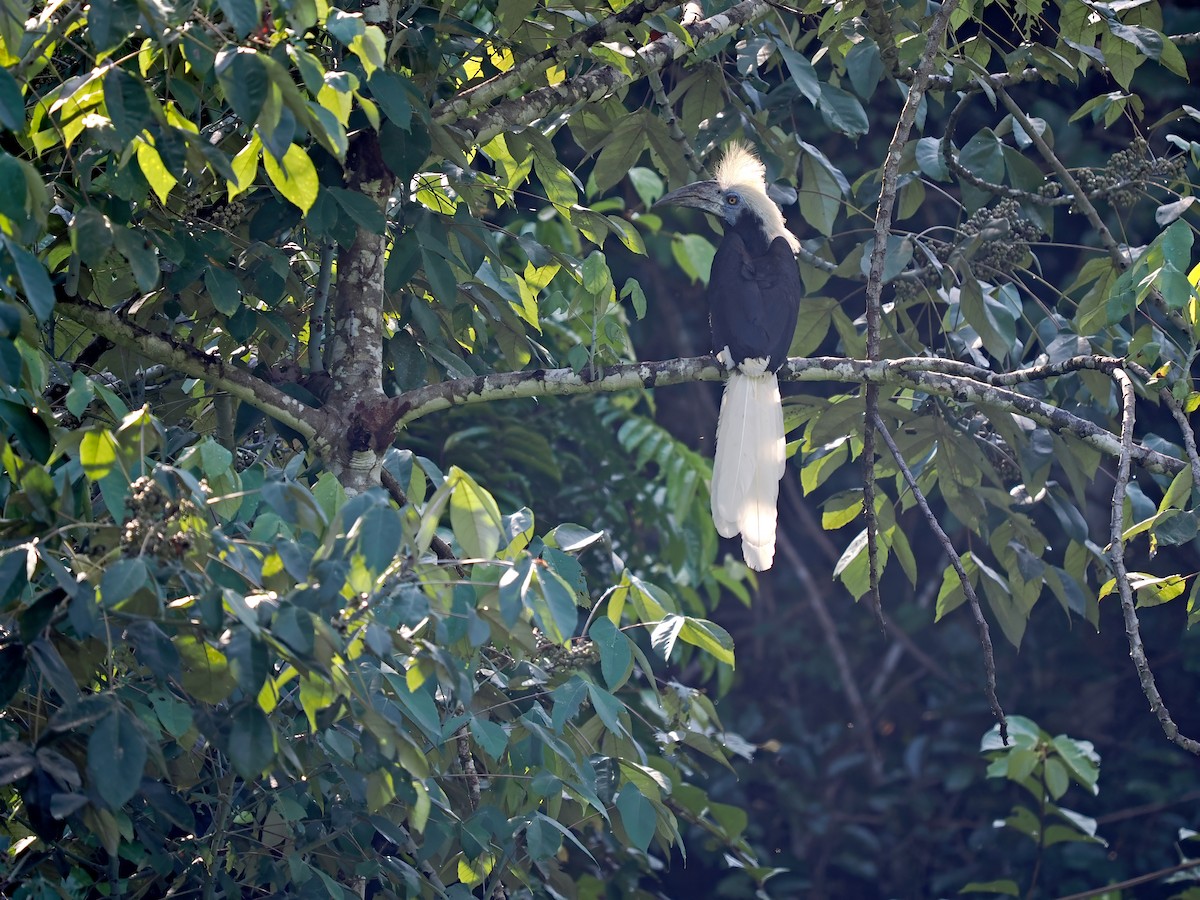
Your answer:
[653,180,726,217]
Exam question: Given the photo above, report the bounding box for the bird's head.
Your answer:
[654,143,799,251]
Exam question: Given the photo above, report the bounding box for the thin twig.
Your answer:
[873,412,1007,740]
[456,723,481,810]
[1107,368,1200,756]
[310,239,334,373]
[862,0,961,621]
[1054,858,1200,900]
[644,66,705,179]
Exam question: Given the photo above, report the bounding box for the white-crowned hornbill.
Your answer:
[656,144,802,570]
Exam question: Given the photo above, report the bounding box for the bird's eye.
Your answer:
[726,194,739,205]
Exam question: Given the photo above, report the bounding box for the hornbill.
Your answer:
[656,144,802,570]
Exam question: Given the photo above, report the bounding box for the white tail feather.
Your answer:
[710,371,785,570]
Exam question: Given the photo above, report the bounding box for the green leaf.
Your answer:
[524,814,563,862]
[227,704,276,779]
[469,717,508,760]
[354,504,401,575]
[216,47,270,125]
[88,709,147,809]
[112,227,159,292]
[817,83,869,137]
[99,558,147,607]
[799,142,848,238]
[1044,756,1070,800]
[205,264,242,316]
[859,234,913,283]
[530,567,579,645]
[671,233,716,284]
[80,429,119,481]
[0,66,24,132]
[589,616,633,690]
[175,636,236,704]
[216,0,263,38]
[263,143,319,214]
[448,467,502,560]
[544,523,605,553]
[88,0,140,53]
[777,42,821,105]
[136,140,177,204]
[915,137,951,181]
[369,70,414,129]
[616,782,655,852]
[959,880,1020,896]
[5,239,54,323]
[958,128,1005,184]
[650,614,685,661]
[677,617,735,667]
[592,112,649,194]
[103,67,155,144]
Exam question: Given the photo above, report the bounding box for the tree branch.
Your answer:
[389,354,1187,476]
[55,297,328,443]
[453,0,771,144]
[1108,368,1200,756]
[862,0,898,77]
[863,0,960,617]
[874,413,1007,740]
[923,67,1040,93]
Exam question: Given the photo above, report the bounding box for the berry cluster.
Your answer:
[537,636,599,673]
[183,196,250,230]
[1071,138,1186,209]
[960,197,1044,275]
[120,475,196,557]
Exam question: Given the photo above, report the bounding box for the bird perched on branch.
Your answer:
[656,144,802,570]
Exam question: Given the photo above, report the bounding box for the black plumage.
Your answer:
[655,143,802,570]
[709,231,802,372]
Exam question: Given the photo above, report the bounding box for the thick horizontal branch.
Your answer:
[56,298,328,443]
[391,355,1186,476]
[454,0,770,145]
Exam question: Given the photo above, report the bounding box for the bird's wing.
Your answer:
[708,233,773,366]
[755,237,803,371]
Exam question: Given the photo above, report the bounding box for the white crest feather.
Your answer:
[714,141,767,193]
[713,142,799,252]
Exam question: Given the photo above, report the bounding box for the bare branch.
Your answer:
[923,66,1040,93]
[1108,368,1200,756]
[55,297,328,443]
[645,65,705,179]
[389,354,1187,476]
[310,239,334,373]
[454,0,771,145]
[874,413,1007,740]
[863,0,961,617]
[862,0,898,76]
